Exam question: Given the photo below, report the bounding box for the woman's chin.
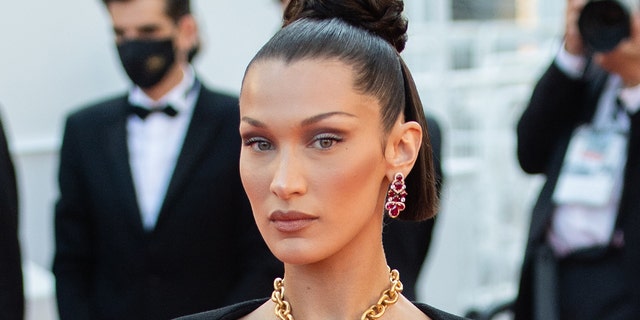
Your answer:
[269,239,321,266]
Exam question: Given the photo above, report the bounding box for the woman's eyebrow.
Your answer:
[300,112,357,127]
[241,111,356,128]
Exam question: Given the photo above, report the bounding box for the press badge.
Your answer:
[553,125,628,207]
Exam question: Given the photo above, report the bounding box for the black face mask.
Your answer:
[117,38,176,89]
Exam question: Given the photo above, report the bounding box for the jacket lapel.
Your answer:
[103,98,145,232]
[155,87,222,230]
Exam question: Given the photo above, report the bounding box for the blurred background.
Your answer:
[0,0,566,318]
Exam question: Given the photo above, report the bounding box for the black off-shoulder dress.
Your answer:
[175,298,467,320]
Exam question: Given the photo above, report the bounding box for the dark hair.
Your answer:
[101,0,190,22]
[102,0,197,59]
[245,0,437,221]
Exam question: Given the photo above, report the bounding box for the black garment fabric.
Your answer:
[0,113,24,320]
[175,298,467,320]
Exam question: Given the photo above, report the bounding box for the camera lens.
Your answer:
[578,0,631,52]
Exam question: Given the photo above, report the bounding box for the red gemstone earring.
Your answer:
[385,172,407,218]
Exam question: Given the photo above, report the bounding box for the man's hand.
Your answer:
[565,0,587,56]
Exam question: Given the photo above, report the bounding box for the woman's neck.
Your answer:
[280,247,392,320]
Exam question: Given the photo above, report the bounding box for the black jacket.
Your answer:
[0,113,24,320]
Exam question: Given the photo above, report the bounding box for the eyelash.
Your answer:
[242,133,343,152]
[310,133,343,149]
[243,137,273,151]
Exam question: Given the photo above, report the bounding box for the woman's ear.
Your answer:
[384,120,422,178]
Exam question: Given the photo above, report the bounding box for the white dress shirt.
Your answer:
[127,66,199,231]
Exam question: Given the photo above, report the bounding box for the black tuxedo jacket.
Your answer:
[53,84,282,320]
[0,114,24,320]
[514,62,640,318]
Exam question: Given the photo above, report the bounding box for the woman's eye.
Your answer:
[311,134,342,149]
[244,138,274,151]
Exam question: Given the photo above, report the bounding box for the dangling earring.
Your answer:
[385,172,407,218]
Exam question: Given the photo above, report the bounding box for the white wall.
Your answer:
[0,1,282,319]
[0,1,282,141]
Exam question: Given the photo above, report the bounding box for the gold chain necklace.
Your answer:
[271,268,403,320]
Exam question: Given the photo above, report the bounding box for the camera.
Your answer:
[578,0,631,52]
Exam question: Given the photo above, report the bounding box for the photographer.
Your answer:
[514,0,640,319]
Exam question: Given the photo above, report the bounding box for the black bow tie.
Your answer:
[128,104,178,120]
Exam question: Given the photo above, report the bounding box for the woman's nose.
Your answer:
[269,150,307,199]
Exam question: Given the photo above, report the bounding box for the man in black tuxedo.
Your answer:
[0,113,24,320]
[514,1,640,319]
[53,1,281,319]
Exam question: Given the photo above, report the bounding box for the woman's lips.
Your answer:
[270,210,317,233]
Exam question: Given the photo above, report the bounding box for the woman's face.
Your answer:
[239,58,389,265]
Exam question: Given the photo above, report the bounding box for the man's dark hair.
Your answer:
[102,0,191,22]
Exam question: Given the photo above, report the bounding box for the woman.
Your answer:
[178,0,463,319]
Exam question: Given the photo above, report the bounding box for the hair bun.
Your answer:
[283,0,408,53]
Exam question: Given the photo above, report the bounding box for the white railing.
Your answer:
[405,20,561,315]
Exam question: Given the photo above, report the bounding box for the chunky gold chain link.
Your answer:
[272,278,294,320]
[271,268,403,320]
[360,269,403,320]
